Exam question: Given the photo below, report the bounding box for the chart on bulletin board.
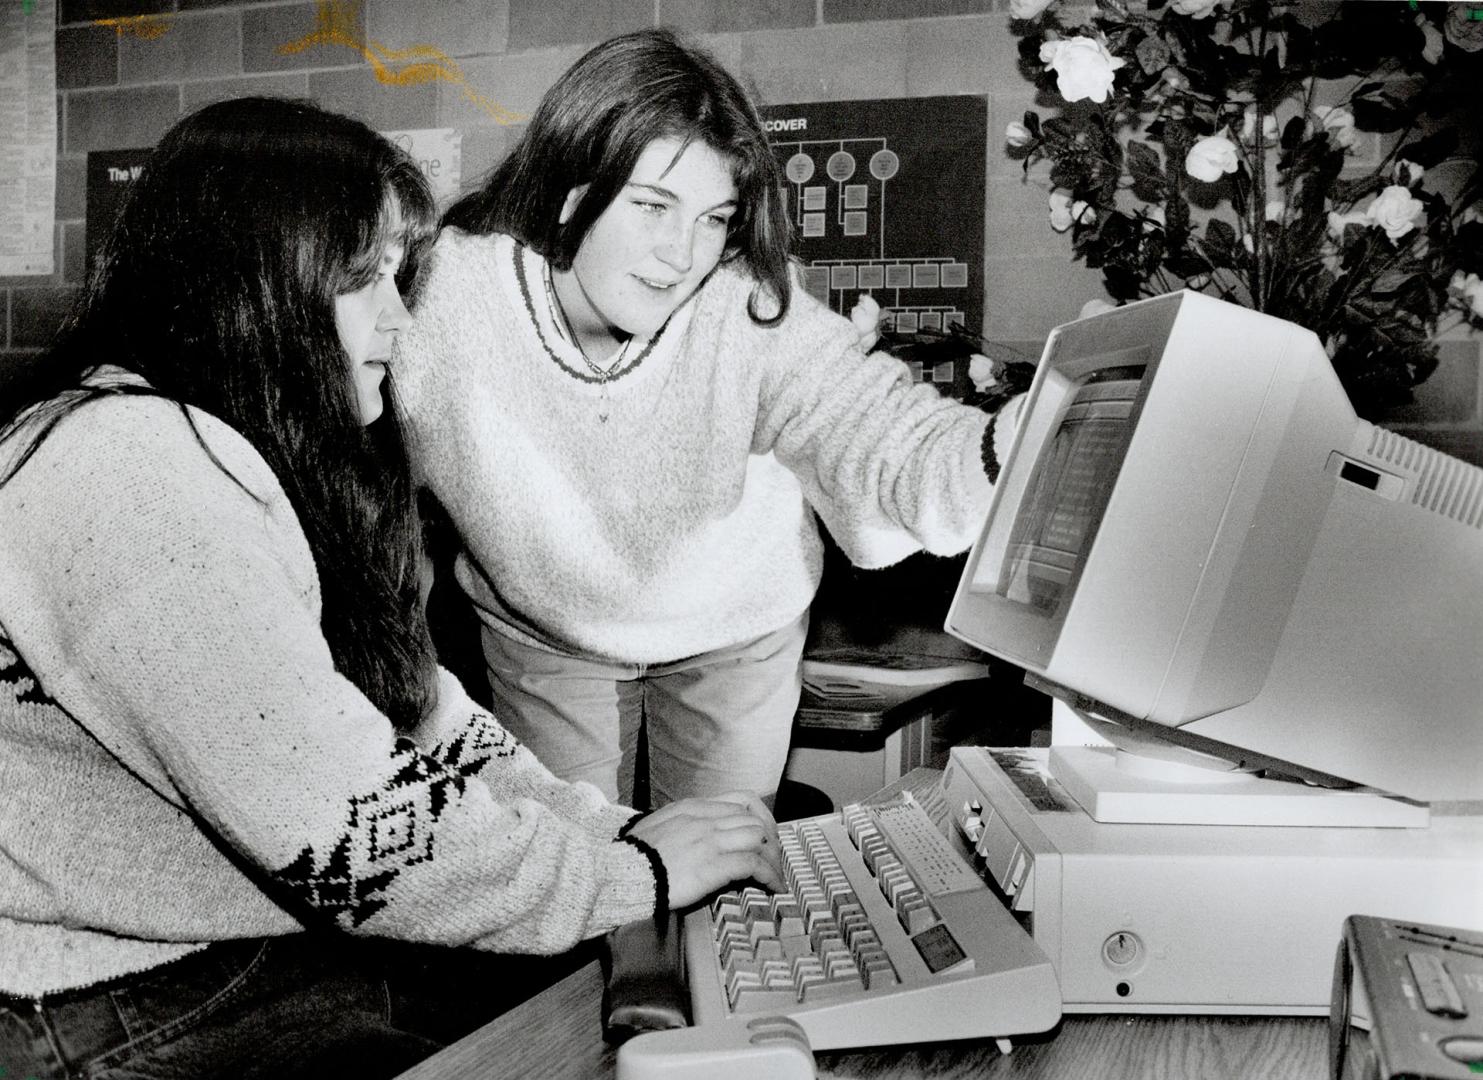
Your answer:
[760,95,986,339]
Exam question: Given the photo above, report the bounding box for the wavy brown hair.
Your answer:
[444,28,794,325]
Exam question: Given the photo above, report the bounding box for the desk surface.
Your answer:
[395,956,1331,1080]
[397,765,1332,1080]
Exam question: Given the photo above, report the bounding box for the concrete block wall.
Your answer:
[5,0,1480,462]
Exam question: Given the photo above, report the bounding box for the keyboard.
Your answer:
[681,791,1061,1052]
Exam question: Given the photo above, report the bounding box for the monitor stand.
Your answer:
[1048,707,1429,828]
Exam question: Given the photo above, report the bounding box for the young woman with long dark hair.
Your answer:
[0,96,779,1079]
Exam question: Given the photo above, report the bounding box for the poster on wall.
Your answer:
[381,128,463,207]
[86,130,463,278]
[0,0,58,276]
[86,148,153,279]
[759,95,986,348]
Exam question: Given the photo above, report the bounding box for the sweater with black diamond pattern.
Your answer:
[0,388,657,997]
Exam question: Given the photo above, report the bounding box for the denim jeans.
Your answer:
[1,934,590,1080]
[481,612,808,809]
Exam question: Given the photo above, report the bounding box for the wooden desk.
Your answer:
[397,766,1333,1079]
[394,957,1332,1080]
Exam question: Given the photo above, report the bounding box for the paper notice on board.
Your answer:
[381,128,462,206]
[0,0,58,276]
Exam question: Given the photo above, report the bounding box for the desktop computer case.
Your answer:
[941,746,1483,1015]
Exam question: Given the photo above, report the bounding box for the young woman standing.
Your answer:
[396,29,1020,808]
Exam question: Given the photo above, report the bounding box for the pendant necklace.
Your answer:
[514,244,665,425]
[544,264,632,423]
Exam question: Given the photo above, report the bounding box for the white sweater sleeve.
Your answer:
[0,397,655,954]
[751,285,997,567]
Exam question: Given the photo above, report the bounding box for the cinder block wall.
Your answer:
[5,0,1479,462]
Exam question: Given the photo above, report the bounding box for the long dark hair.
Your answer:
[0,96,439,729]
[443,27,793,325]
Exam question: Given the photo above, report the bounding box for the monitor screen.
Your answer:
[988,363,1143,617]
[947,291,1483,804]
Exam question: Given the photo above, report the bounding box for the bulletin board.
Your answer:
[760,95,987,338]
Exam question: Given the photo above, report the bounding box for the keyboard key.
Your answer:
[898,896,937,936]
[731,986,801,1013]
[760,959,791,988]
[863,957,900,989]
[754,937,785,962]
[779,934,812,961]
[727,969,762,1006]
[803,976,864,1002]
[773,900,805,937]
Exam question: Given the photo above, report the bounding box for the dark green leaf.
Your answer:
[1369,269,1416,296]
[1351,96,1404,133]
[1165,251,1212,278]
[1393,130,1460,170]
[1200,218,1240,270]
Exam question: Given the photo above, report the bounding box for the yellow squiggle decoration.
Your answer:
[93,15,173,40]
[278,1,525,125]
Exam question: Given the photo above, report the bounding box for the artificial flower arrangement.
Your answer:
[1005,0,1483,419]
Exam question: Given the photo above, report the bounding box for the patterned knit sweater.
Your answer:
[394,231,1017,664]
[0,388,657,997]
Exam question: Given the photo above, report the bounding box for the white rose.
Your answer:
[1419,15,1445,64]
[1393,159,1424,186]
[968,354,1002,393]
[1009,0,1055,18]
[1240,106,1278,146]
[849,294,881,350]
[1367,185,1426,241]
[1079,298,1116,319]
[1171,0,1225,18]
[1314,105,1361,152]
[1451,271,1483,318]
[1048,190,1095,231]
[1185,134,1239,182]
[1006,121,1034,148]
[1327,209,1370,238]
[1039,36,1126,104]
[1462,204,1483,226]
[1048,190,1074,232]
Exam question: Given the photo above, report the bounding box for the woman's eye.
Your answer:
[634,200,666,215]
[703,213,732,230]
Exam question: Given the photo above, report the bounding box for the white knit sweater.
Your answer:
[395,231,1015,663]
[0,387,657,997]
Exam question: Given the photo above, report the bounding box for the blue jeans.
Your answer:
[0,935,587,1079]
[481,612,808,808]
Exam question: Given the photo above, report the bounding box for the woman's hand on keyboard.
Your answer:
[626,792,784,908]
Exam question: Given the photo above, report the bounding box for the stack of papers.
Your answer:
[802,648,991,711]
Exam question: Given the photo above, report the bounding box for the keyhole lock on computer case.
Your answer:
[1102,932,1145,971]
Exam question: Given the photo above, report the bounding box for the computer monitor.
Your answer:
[946,290,1482,817]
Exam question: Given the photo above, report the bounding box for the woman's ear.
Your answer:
[559,185,588,225]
